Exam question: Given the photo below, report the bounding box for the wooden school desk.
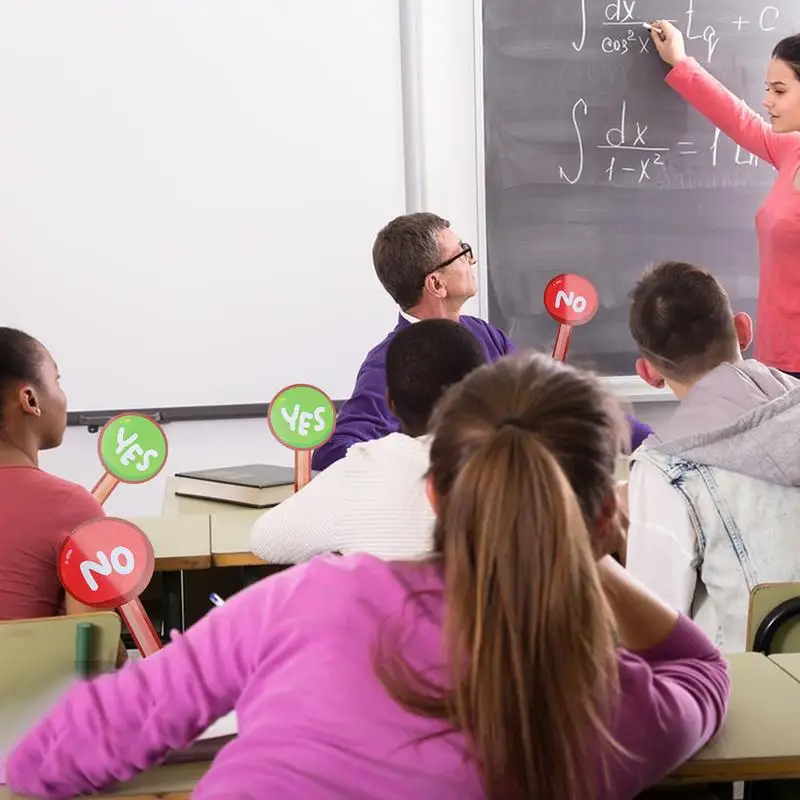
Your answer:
[5,652,800,799]
[161,478,266,569]
[769,653,800,683]
[666,652,800,785]
[126,515,212,635]
[130,516,212,573]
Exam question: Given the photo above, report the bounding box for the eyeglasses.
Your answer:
[430,242,474,272]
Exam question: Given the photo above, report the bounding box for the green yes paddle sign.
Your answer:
[268,384,336,451]
[92,413,169,505]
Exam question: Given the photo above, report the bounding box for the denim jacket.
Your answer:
[631,360,800,651]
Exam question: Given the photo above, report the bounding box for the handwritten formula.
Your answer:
[557,0,788,186]
[559,99,761,186]
[572,0,780,62]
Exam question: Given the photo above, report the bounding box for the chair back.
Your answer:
[748,582,800,654]
[0,612,121,765]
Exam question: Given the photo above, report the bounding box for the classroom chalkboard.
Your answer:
[480,0,798,375]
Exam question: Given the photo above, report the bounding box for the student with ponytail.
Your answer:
[5,355,729,800]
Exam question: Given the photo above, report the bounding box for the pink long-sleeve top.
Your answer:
[6,554,729,799]
[666,57,800,372]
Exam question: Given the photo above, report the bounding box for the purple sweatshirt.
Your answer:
[313,314,653,471]
[7,555,728,800]
[313,314,514,471]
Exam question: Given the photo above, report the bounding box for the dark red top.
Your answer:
[0,466,104,620]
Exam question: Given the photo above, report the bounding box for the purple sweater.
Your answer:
[313,314,652,471]
[313,315,514,471]
[7,555,728,800]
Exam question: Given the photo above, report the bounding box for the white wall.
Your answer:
[40,0,674,515]
[0,1,405,411]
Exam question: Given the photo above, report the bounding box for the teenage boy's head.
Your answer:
[629,261,753,392]
[385,319,486,436]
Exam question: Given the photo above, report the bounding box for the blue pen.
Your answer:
[209,593,226,608]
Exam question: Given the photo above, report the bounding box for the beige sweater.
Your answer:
[250,433,434,563]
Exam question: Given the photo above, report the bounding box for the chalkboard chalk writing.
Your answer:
[481,0,794,374]
[560,96,768,187]
[559,99,588,184]
[573,0,780,61]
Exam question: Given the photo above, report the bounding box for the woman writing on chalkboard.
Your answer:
[651,23,800,377]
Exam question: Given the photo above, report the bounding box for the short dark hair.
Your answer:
[385,319,485,435]
[773,34,800,81]
[372,213,450,310]
[628,261,739,382]
[0,327,45,427]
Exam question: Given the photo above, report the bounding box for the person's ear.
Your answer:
[635,357,666,389]
[733,312,753,352]
[18,386,42,418]
[593,489,627,562]
[425,473,440,517]
[386,389,397,417]
[424,271,447,300]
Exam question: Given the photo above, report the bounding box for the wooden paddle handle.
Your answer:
[91,472,120,505]
[294,450,312,491]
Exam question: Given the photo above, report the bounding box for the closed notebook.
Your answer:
[173,464,296,508]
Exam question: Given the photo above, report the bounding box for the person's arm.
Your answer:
[250,458,347,563]
[652,21,796,167]
[6,564,305,800]
[312,352,397,471]
[496,326,515,355]
[597,557,729,797]
[625,459,698,616]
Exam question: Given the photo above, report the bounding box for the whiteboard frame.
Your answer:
[470,0,668,402]
[472,0,490,324]
[399,0,426,212]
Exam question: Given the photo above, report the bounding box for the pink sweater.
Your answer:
[6,554,728,799]
[666,57,800,372]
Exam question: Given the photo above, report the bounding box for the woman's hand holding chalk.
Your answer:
[649,20,686,62]
[91,414,169,505]
[543,274,599,362]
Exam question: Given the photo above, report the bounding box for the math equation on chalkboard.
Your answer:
[572,0,780,61]
[560,0,785,187]
[557,97,762,187]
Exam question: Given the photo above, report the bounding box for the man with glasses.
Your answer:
[312,213,511,471]
[312,212,652,471]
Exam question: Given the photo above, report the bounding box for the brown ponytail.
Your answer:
[378,354,626,799]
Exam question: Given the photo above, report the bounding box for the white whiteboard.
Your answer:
[0,1,405,411]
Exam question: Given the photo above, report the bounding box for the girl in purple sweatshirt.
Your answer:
[5,354,729,800]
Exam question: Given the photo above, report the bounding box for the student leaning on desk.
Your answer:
[5,355,729,800]
[626,261,800,653]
